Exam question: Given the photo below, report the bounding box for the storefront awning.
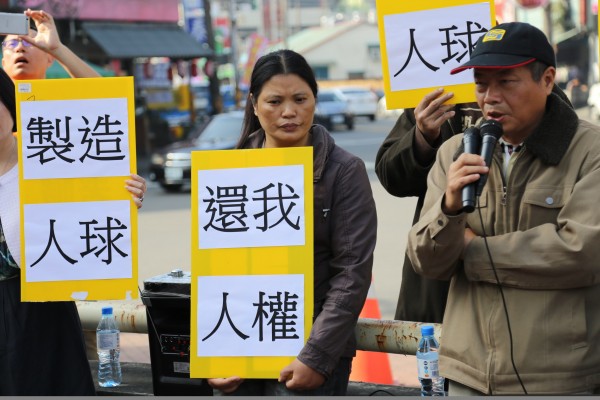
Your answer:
[82,22,212,59]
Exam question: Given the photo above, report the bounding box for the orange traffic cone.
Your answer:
[349,281,394,384]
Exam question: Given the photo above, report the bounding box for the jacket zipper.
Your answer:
[501,149,524,206]
[495,157,508,206]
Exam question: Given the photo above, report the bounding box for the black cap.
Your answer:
[451,22,556,75]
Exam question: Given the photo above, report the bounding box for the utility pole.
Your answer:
[543,1,553,44]
[203,0,222,114]
[229,0,242,108]
[180,2,197,123]
[180,0,222,115]
[282,0,288,48]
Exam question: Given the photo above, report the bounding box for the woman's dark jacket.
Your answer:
[240,125,377,378]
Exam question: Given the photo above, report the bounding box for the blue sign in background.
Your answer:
[183,0,207,45]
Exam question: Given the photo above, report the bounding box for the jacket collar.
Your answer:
[523,92,579,166]
[242,124,334,182]
[310,124,334,182]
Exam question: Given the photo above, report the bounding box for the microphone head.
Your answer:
[479,119,503,138]
[463,126,480,139]
[462,126,481,155]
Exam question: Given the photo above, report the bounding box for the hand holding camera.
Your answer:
[0,9,62,54]
[0,12,29,35]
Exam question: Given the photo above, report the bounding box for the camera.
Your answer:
[0,12,29,35]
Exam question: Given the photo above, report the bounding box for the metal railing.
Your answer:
[76,300,442,355]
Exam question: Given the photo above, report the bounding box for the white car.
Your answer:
[377,96,404,119]
[336,87,378,121]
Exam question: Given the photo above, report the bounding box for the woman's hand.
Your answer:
[279,358,325,391]
[207,377,244,394]
[126,174,147,209]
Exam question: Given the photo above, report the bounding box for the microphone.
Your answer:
[461,127,481,213]
[476,120,503,197]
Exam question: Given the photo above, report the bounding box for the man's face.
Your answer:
[2,33,53,80]
[474,65,555,143]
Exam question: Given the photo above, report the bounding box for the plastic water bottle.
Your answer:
[416,325,445,396]
[97,306,122,387]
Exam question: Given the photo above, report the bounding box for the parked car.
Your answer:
[150,111,244,192]
[336,87,378,121]
[314,89,354,131]
[372,88,385,100]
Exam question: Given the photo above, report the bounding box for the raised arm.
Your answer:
[375,88,456,197]
[22,9,101,78]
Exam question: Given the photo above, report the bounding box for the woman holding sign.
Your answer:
[207,50,377,395]
[0,68,144,394]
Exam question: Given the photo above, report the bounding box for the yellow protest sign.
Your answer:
[190,147,314,379]
[16,77,138,302]
[377,0,496,109]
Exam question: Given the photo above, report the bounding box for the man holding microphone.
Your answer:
[408,22,600,395]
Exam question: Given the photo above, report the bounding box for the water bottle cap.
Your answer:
[421,325,434,336]
[101,306,113,315]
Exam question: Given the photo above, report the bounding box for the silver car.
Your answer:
[336,87,378,121]
[149,111,244,192]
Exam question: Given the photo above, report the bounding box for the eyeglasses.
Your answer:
[1,38,33,50]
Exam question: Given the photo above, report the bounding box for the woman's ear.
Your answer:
[250,94,258,116]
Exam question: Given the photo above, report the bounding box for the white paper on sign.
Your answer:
[198,165,305,249]
[24,200,133,282]
[384,3,491,91]
[197,274,305,357]
[20,98,130,179]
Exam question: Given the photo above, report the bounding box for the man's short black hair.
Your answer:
[526,61,551,82]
